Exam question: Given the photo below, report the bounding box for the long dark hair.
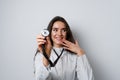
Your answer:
[47,16,75,45]
[34,16,75,59]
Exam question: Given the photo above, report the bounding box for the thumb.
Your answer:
[75,40,78,45]
[46,36,51,44]
[75,40,80,46]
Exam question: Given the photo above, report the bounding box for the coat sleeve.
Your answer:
[34,53,51,80]
[76,54,94,80]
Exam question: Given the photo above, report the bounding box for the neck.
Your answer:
[53,44,63,48]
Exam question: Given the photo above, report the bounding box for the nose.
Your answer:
[57,30,62,35]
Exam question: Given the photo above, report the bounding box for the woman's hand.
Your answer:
[36,34,52,56]
[62,39,84,56]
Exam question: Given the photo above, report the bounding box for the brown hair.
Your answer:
[47,16,75,45]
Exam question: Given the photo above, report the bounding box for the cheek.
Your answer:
[51,32,55,40]
[51,32,55,37]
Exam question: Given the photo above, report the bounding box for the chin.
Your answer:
[56,42,62,45]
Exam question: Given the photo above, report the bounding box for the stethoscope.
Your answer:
[41,29,64,67]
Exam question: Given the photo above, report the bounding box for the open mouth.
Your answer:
[55,37,63,41]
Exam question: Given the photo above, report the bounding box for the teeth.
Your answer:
[56,38,62,40]
[56,37,62,40]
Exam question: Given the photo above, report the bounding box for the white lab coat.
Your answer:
[34,47,94,80]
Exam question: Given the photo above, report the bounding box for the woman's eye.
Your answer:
[53,29,57,32]
[62,29,67,32]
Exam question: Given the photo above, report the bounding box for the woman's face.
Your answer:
[51,21,67,47]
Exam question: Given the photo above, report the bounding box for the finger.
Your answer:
[37,39,46,42]
[37,41,46,45]
[63,46,70,50]
[46,37,50,41]
[75,40,78,45]
[62,42,69,48]
[63,46,73,52]
[36,35,45,39]
[75,40,80,47]
[45,36,51,44]
[62,39,71,45]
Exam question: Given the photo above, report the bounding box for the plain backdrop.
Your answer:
[0,0,120,80]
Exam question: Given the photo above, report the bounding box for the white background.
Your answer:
[0,0,120,80]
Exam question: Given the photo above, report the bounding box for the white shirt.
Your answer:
[34,47,94,80]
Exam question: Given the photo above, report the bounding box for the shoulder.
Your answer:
[34,52,43,61]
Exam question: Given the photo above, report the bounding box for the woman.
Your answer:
[34,16,94,80]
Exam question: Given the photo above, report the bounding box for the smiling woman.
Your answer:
[51,21,67,48]
[34,16,94,80]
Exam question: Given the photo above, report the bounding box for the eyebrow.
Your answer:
[52,28,67,29]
